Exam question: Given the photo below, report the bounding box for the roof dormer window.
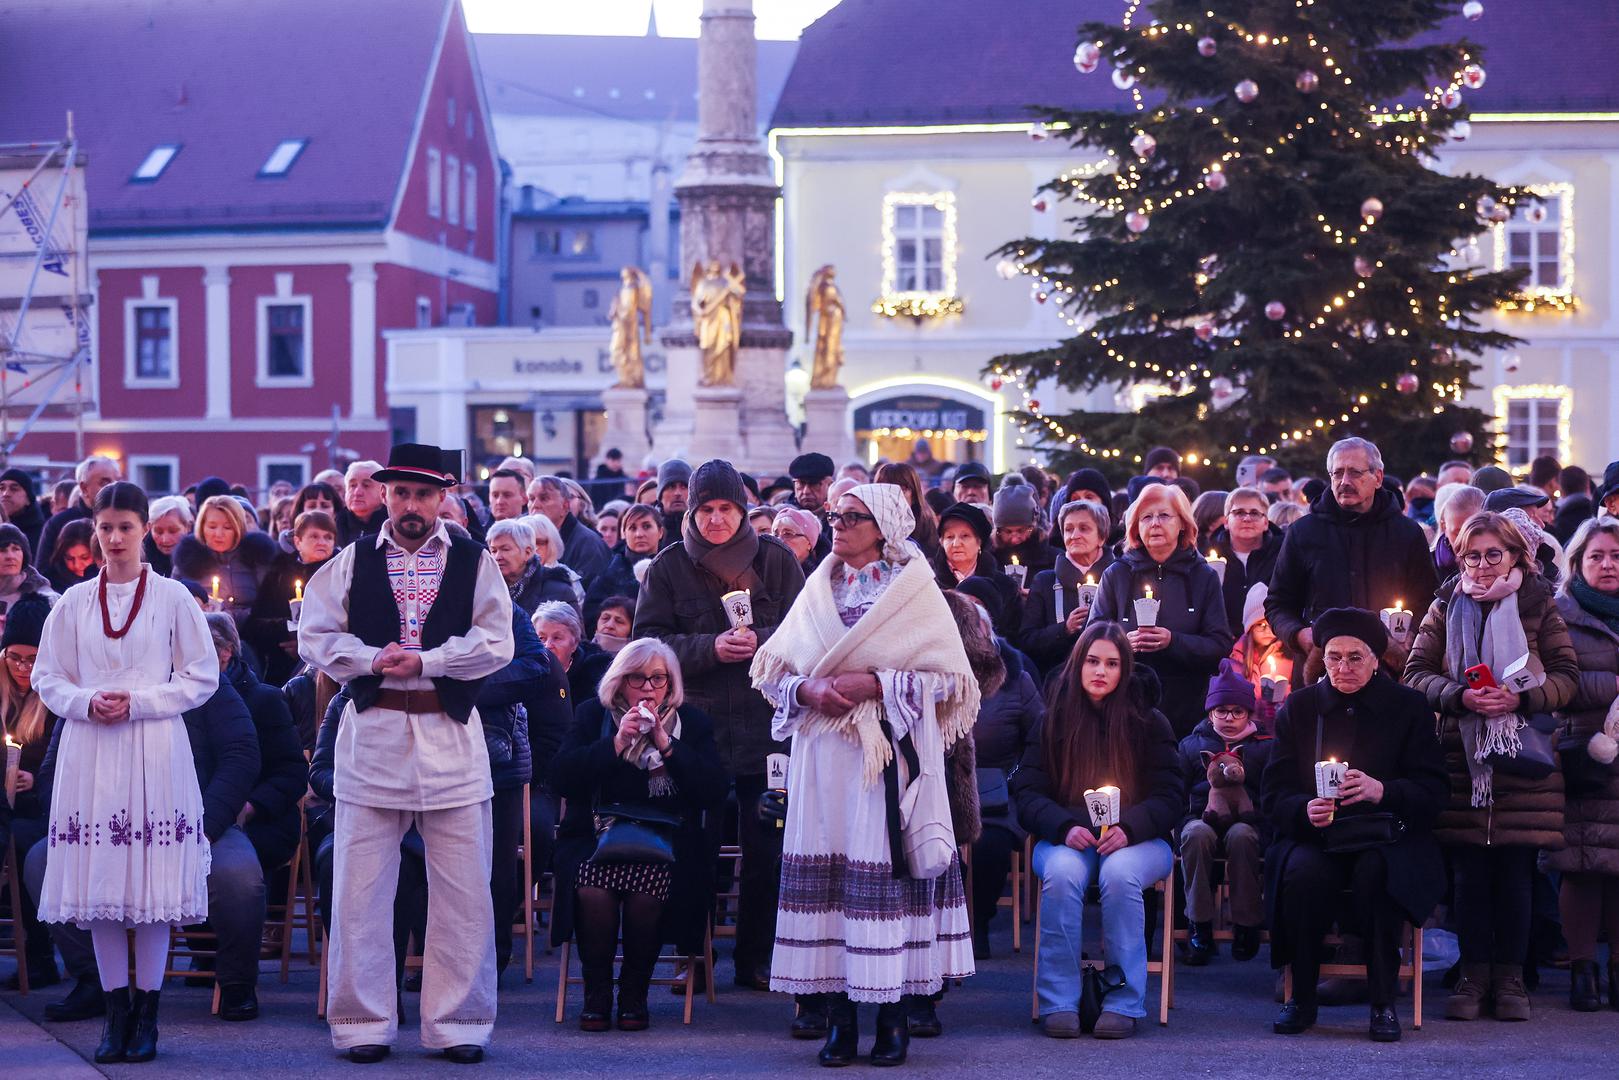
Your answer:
[132,144,181,182]
[259,139,308,177]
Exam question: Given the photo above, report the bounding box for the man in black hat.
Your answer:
[787,453,835,565]
[299,443,514,1065]
[952,461,992,505]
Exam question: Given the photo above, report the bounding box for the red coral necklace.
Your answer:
[99,567,149,639]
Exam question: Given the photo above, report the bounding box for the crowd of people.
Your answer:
[2,434,1619,1065]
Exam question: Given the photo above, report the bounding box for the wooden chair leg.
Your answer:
[1030,886,1041,1023]
[553,939,571,1024]
[3,840,28,995]
[1011,847,1022,954]
[316,926,328,1018]
[1159,879,1173,1025]
[1412,922,1424,1029]
[703,922,717,1004]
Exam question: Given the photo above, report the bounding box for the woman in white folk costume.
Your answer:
[35,482,219,1065]
[752,483,978,1068]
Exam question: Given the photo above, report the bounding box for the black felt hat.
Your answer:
[372,443,459,487]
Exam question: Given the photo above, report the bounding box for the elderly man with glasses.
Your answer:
[1265,438,1437,684]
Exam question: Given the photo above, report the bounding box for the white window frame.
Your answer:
[1493,383,1572,469]
[1493,181,1574,303]
[255,291,314,388]
[463,161,477,232]
[127,455,180,496]
[123,291,179,389]
[880,191,957,300]
[426,147,442,219]
[257,455,311,496]
[446,154,461,226]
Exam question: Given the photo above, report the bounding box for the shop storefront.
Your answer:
[851,390,991,467]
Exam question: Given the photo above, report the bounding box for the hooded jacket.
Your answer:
[1208,524,1284,637]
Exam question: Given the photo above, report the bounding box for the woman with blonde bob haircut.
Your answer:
[1088,481,1233,737]
[172,493,277,628]
[548,637,727,1032]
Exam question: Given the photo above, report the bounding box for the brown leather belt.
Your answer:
[372,688,444,715]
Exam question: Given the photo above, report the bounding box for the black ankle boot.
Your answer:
[124,988,161,1063]
[792,993,830,1040]
[818,994,858,1067]
[871,1001,909,1067]
[904,993,941,1037]
[1571,959,1602,1012]
[580,965,613,1032]
[1186,922,1216,966]
[94,986,131,1064]
[617,966,651,1031]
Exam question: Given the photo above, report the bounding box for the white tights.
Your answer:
[88,921,172,992]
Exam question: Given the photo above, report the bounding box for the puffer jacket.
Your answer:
[1088,545,1233,738]
[1177,717,1274,841]
[1403,571,1577,848]
[476,600,545,791]
[1547,594,1619,875]
[172,530,280,620]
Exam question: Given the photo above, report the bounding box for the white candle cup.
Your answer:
[1380,607,1414,641]
[1314,760,1349,801]
[1260,676,1288,704]
[721,589,753,630]
[286,598,303,631]
[1206,555,1227,586]
[1052,582,1066,623]
[1083,785,1122,829]
[1133,597,1161,627]
[1004,562,1028,590]
[1077,582,1100,611]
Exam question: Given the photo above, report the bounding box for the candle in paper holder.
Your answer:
[721,590,753,630]
[1315,758,1348,822]
[4,735,19,808]
[766,752,790,791]
[1084,785,1122,837]
[287,578,305,630]
[1379,599,1413,641]
[1133,586,1160,628]
[1260,656,1288,703]
[1004,554,1028,591]
[1206,550,1228,586]
[1077,574,1099,612]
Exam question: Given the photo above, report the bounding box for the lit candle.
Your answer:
[1077,573,1099,611]
[211,575,220,599]
[1260,655,1288,703]
[294,578,304,603]
[1380,598,1413,641]
[1052,577,1065,623]
[1205,549,1228,586]
[1084,784,1122,839]
[288,578,304,629]
[4,734,19,808]
[1004,553,1028,590]
[1314,757,1348,821]
[1133,585,1160,628]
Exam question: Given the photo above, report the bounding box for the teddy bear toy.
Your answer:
[1201,748,1253,831]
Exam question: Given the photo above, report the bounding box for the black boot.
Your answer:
[45,977,105,1022]
[94,986,131,1064]
[1186,922,1216,966]
[905,993,941,1038]
[818,994,858,1067]
[1571,959,1602,1012]
[791,993,830,1040]
[871,1001,909,1067]
[579,964,613,1032]
[1231,925,1262,962]
[617,966,651,1031]
[123,988,161,1064]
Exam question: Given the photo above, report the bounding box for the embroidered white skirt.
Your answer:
[38,713,211,926]
[770,725,974,1003]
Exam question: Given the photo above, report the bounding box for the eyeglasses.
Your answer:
[1138,511,1176,525]
[625,673,670,690]
[825,511,878,529]
[1329,467,1372,483]
[1210,706,1249,720]
[773,529,805,542]
[1228,509,1267,520]
[3,651,35,669]
[1324,652,1370,668]
[1461,548,1507,568]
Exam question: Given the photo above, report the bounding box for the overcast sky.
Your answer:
[465,0,842,39]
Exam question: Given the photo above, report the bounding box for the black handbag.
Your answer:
[591,802,681,865]
[1078,963,1127,1033]
[1315,713,1402,853]
[1483,713,1558,780]
[976,767,1011,817]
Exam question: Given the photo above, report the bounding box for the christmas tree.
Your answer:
[990,0,1527,482]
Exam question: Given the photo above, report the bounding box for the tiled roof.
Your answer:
[0,0,454,234]
[772,0,1619,128]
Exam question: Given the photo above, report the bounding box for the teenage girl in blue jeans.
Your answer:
[1012,621,1185,1039]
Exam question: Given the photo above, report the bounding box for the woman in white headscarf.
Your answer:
[751,484,978,1068]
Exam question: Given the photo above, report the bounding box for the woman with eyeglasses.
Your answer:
[1207,487,1285,637]
[1405,509,1578,1022]
[1088,483,1233,739]
[0,593,60,988]
[549,638,726,1032]
[769,506,822,574]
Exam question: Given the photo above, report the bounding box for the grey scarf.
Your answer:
[1444,578,1532,807]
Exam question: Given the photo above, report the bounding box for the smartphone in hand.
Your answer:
[1464,663,1497,691]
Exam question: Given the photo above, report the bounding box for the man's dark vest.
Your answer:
[346,531,487,723]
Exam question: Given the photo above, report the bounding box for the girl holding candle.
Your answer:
[1088,483,1232,738]
[1019,500,1115,676]
[1405,510,1578,1022]
[1013,621,1183,1040]
[34,482,219,1063]
[0,593,60,988]
[1231,584,1293,731]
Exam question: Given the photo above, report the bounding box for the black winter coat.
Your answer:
[476,601,543,791]
[1208,525,1284,637]
[549,699,728,953]
[1089,545,1234,738]
[1264,488,1437,667]
[281,671,320,753]
[632,532,804,776]
[336,505,386,548]
[972,642,1043,838]
[559,514,612,584]
[933,550,1022,639]
[226,657,306,865]
[1177,717,1274,839]
[1018,551,1115,676]
[1012,704,1183,849]
[245,551,331,687]
[1260,673,1448,961]
[9,499,46,558]
[993,535,1056,576]
[582,545,650,630]
[512,558,582,615]
[36,503,89,580]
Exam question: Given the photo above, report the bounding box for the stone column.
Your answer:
[203,266,231,420]
[600,385,652,471]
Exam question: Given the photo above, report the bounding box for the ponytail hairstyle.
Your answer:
[1042,621,1150,804]
[93,480,151,525]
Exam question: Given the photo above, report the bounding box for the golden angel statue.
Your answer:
[805,264,845,389]
[691,260,745,387]
[608,266,654,388]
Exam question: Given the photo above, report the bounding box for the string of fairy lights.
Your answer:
[997,0,1513,463]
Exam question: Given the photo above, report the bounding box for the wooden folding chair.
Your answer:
[262,811,314,983]
[960,840,1024,953]
[553,921,715,1026]
[165,925,223,1015]
[1282,919,1426,1029]
[0,837,28,994]
[1029,865,1175,1026]
[516,784,534,982]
